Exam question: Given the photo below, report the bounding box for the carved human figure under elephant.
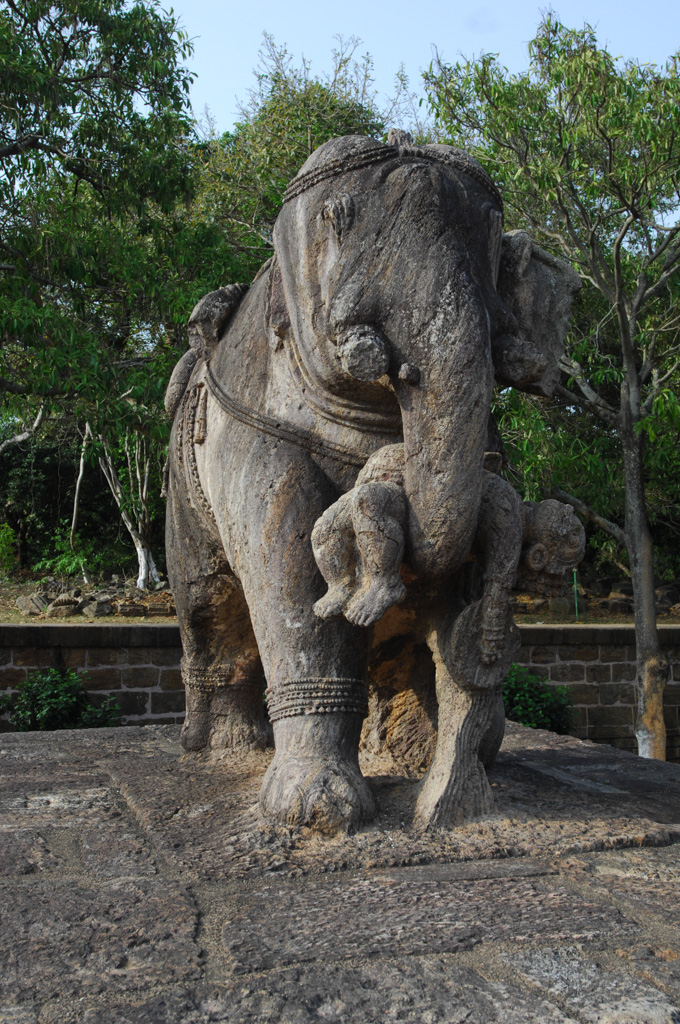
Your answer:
[165,130,583,832]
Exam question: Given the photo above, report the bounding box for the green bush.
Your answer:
[0,522,15,576]
[32,525,128,580]
[0,669,121,731]
[502,664,574,734]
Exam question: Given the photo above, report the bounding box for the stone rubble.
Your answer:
[14,577,175,620]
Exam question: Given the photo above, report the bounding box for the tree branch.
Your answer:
[556,360,619,425]
[0,405,45,455]
[641,357,680,416]
[636,246,680,309]
[552,488,625,545]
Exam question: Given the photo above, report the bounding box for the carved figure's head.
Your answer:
[518,499,586,596]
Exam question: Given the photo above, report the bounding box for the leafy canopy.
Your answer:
[427,16,680,577]
[0,0,194,212]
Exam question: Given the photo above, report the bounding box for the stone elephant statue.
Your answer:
[165,131,582,832]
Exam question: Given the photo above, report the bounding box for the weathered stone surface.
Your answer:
[73,963,583,1024]
[79,827,159,878]
[81,600,113,618]
[221,872,634,973]
[0,726,679,1022]
[14,594,48,616]
[0,831,63,876]
[0,780,120,829]
[505,946,680,1023]
[1,880,201,1002]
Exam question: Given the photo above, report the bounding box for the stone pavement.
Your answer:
[2,723,680,1023]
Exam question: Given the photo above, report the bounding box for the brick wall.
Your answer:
[516,625,680,761]
[1,623,678,760]
[0,625,184,726]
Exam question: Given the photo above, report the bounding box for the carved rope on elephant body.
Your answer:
[175,381,217,527]
[282,140,504,213]
[203,360,375,467]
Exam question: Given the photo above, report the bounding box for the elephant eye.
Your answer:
[321,192,356,244]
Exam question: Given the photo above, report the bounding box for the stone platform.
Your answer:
[2,724,680,1023]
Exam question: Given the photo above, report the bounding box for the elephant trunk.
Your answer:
[397,280,494,580]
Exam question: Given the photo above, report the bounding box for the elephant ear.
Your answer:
[494,231,581,397]
[266,256,291,346]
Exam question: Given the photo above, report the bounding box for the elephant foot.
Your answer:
[344,577,406,627]
[181,682,271,754]
[180,709,212,752]
[414,683,499,829]
[260,751,376,833]
[313,584,352,620]
[414,603,520,829]
[260,707,374,832]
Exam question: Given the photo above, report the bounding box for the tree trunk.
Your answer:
[95,430,160,592]
[622,427,668,760]
[133,536,160,591]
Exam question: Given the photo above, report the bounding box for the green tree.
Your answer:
[0,1,218,585]
[426,15,680,759]
[191,35,421,268]
[0,0,195,429]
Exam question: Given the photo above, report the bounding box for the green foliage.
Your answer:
[32,524,124,579]
[0,0,194,214]
[0,431,151,576]
[192,36,411,268]
[502,664,574,734]
[427,15,680,598]
[426,17,680,247]
[0,522,15,575]
[0,0,204,460]
[0,669,120,731]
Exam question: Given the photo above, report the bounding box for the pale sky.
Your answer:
[167,0,680,133]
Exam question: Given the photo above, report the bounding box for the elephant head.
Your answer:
[269,134,579,581]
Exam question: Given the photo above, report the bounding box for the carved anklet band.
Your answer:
[182,663,243,693]
[265,678,368,722]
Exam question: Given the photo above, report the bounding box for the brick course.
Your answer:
[518,624,680,761]
[0,624,185,728]
[0,623,679,761]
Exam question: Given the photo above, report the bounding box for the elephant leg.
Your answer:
[414,601,520,829]
[166,472,269,754]
[476,471,523,665]
[233,444,375,833]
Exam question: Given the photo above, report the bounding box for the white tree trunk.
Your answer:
[95,428,160,591]
[134,537,160,591]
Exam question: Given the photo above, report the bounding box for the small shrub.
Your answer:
[0,522,16,576]
[32,524,131,580]
[502,664,573,734]
[0,669,121,731]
